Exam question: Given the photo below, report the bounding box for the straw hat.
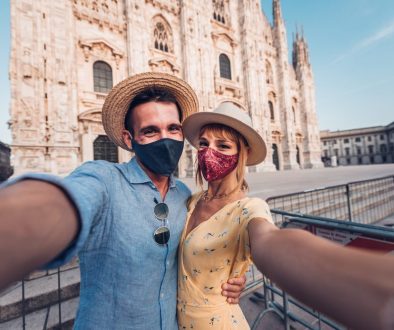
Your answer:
[102,72,199,150]
[182,102,267,166]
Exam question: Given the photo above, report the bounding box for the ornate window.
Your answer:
[265,60,274,84]
[153,16,173,53]
[93,135,118,163]
[269,101,275,120]
[93,61,113,93]
[219,53,231,80]
[212,0,226,24]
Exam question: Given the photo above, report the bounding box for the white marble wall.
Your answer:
[9,0,322,177]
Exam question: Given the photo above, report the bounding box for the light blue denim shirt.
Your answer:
[3,157,191,329]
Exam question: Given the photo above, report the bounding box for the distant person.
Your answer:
[0,72,245,330]
[177,102,394,330]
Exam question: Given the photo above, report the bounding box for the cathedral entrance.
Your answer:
[93,135,118,163]
[272,144,280,170]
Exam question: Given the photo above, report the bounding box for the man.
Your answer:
[0,72,245,329]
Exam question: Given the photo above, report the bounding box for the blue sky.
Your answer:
[0,0,393,144]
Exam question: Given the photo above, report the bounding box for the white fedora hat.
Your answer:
[182,102,267,165]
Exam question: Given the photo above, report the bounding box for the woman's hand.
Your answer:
[221,275,246,304]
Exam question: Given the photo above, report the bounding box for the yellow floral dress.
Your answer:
[177,194,273,329]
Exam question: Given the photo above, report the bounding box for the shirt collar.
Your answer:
[126,157,176,188]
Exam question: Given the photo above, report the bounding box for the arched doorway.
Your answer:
[272,144,280,170]
[93,135,118,163]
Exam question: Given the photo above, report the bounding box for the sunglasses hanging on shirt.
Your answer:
[153,200,170,245]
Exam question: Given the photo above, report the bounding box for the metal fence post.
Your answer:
[58,268,62,328]
[283,291,289,330]
[22,279,26,330]
[346,184,352,221]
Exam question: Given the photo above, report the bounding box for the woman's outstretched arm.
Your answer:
[248,219,394,330]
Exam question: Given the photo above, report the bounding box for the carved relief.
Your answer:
[79,109,103,123]
[149,58,180,75]
[79,39,123,67]
[17,148,45,172]
[13,98,38,141]
[272,130,283,143]
[214,76,242,99]
[78,109,105,136]
[72,0,125,32]
[91,122,106,135]
[22,48,33,79]
[145,0,180,15]
[212,32,237,51]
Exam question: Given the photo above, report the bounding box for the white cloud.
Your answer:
[332,19,394,64]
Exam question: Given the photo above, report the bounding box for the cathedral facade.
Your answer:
[9,0,322,177]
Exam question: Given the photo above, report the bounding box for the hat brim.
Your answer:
[183,112,267,166]
[102,72,199,150]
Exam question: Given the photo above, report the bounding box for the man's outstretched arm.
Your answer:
[0,180,79,290]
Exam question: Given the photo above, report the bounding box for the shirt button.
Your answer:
[160,293,164,298]
[166,261,170,266]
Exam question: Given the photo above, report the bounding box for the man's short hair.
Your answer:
[124,88,183,135]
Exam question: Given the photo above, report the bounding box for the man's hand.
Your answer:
[221,274,246,304]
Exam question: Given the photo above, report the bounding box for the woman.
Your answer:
[177,102,273,329]
[177,102,394,330]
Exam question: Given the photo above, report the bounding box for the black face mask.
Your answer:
[132,138,184,176]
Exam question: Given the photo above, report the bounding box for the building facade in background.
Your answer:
[9,0,322,177]
[0,141,13,182]
[320,122,394,167]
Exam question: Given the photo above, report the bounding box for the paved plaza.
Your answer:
[183,163,394,199]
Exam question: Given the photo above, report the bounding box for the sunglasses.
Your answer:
[153,202,170,245]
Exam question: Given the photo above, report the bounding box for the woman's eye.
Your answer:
[219,144,230,149]
[199,141,208,147]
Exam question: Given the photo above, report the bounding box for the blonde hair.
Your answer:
[195,124,249,193]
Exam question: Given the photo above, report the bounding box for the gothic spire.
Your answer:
[273,0,283,26]
[292,28,311,70]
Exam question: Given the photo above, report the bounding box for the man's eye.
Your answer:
[169,125,182,132]
[143,129,156,136]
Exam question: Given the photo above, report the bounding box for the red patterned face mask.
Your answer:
[198,147,239,182]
